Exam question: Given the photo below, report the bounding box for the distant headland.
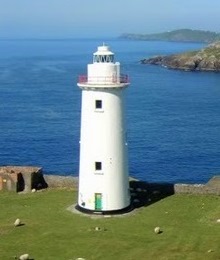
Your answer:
[141,41,220,72]
[120,29,220,43]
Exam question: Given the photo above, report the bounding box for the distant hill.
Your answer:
[141,41,220,72]
[120,29,220,43]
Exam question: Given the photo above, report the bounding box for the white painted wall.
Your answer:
[78,88,130,211]
[77,45,130,212]
[88,63,120,84]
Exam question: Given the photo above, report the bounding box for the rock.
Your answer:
[141,41,220,72]
[14,219,21,227]
[19,254,29,260]
[95,227,101,231]
[141,56,163,65]
[154,227,161,234]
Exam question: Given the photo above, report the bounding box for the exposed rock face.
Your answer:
[141,41,220,72]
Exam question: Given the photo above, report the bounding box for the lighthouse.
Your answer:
[76,44,131,214]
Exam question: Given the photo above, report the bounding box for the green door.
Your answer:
[95,193,102,210]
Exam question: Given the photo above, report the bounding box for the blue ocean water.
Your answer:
[0,38,220,184]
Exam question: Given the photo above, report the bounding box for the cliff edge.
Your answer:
[141,42,220,72]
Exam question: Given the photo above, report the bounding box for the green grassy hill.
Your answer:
[120,29,220,43]
[1,189,220,260]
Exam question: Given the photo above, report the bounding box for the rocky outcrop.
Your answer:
[141,41,220,72]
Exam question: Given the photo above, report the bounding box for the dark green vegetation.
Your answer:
[120,29,220,43]
[141,42,220,71]
[0,189,220,260]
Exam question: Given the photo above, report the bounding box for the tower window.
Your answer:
[95,100,102,109]
[95,162,102,171]
[93,54,114,63]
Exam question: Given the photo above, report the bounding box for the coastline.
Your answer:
[141,41,220,72]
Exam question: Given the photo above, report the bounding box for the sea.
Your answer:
[0,38,220,184]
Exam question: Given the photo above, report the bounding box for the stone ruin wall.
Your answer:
[0,166,44,192]
[45,174,220,195]
[0,166,219,195]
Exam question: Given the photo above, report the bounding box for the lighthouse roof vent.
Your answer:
[93,44,114,63]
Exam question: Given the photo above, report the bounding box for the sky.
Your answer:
[1,0,220,39]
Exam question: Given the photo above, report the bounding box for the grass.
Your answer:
[203,48,220,59]
[0,188,220,260]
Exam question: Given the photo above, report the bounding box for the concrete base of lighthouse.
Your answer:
[75,203,133,215]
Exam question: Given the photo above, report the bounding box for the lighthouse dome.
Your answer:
[93,44,114,63]
[78,44,129,88]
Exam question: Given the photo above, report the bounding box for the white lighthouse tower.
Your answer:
[76,44,131,214]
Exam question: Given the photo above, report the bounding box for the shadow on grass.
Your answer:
[130,180,174,209]
[12,256,35,260]
[16,223,25,227]
[32,173,48,190]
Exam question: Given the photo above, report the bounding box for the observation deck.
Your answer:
[78,74,130,89]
